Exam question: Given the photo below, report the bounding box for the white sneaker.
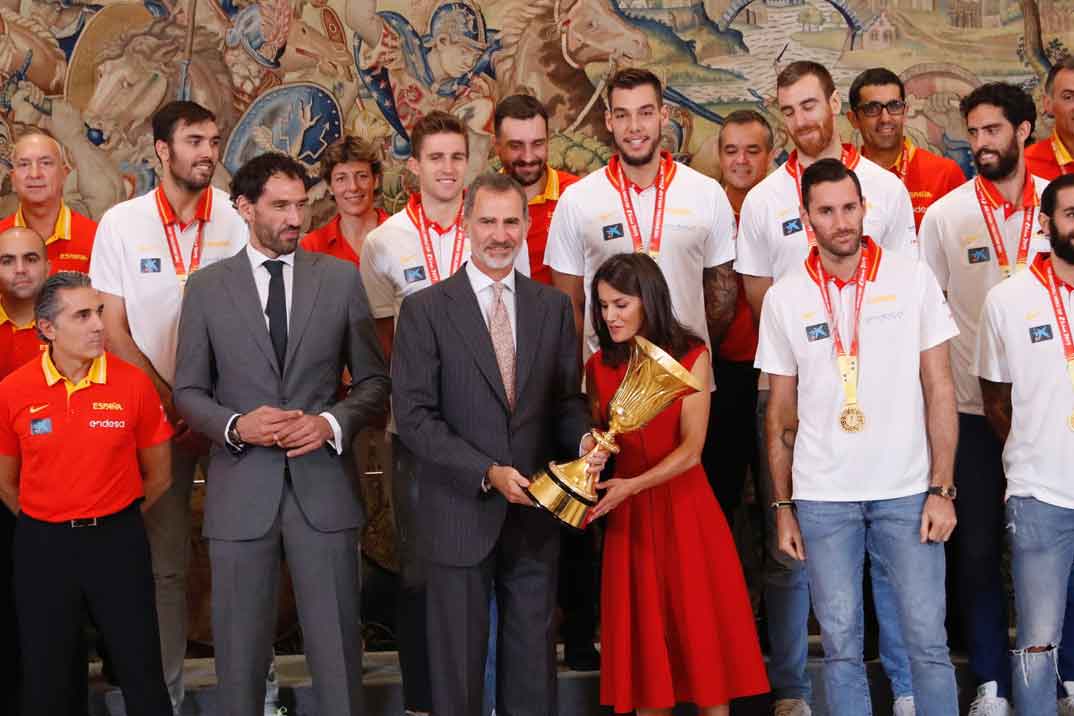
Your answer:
[968,681,1012,715]
[893,695,915,716]
[1059,680,1074,716]
[773,698,812,716]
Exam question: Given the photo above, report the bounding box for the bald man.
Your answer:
[0,132,96,274]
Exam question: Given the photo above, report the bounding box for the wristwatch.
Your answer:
[227,417,246,450]
[927,485,957,500]
[770,500,795,511]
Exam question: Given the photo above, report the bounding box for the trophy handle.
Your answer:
[589,428,620,454]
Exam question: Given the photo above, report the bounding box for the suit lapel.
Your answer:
[513,275,547,403]
[444,269,511,413]
[283,249,321,373]
[223,250,280,377]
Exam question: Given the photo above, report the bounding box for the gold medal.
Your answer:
[839,405,866,433]
[1068,412,1074,432]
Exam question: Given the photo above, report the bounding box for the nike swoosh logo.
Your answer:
[29,404,48,414]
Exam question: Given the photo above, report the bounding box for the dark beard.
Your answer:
[974,143,1019,181]
[171,167,212,193]
[615,137,658,167]
[1050,226,1074,264]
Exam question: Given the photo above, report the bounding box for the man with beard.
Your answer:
[976,173,1074,716]
[544,67,738,367]
[847,68,965,230]
[0,131,96,273]
[174,152,389,716]
[89,101,249,714]
[301,136,389,269]
[494,95,580,287]
[391,173,594,716]
[361,111,529,716]
[918,81,1051,715]
[1026,56,1074,180]
[759,159,960,716]
[735,60,917,716]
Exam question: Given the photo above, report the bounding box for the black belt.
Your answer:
[28,501,140,528]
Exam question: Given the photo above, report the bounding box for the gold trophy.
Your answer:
[524,335,704,529]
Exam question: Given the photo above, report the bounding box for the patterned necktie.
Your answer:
[489,282,516,409]
[263,260,287,370]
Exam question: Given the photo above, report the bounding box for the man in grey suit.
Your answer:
[392,173,599,716]
[174,152,389,716]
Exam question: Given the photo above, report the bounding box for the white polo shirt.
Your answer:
[89,186,248,386]
[974,253,1074,508]
[735,146,918,282]
[543,152,736,363]
[755,239,958,501]
[919,173,1050,415]
[360,193,530,322]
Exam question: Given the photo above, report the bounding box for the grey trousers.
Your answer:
[209,480,364,716]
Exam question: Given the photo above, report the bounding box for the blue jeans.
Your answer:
[756,391,912,700]
[796,493,957,716]
[1008,496,1074,715]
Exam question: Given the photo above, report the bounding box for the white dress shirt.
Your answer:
[225,244,342,452]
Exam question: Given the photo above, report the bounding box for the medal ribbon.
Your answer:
[613,156,667,258]
[154,186,205,288]
[973,175,1037,279]
[786,145,861,248]
[813,246,871,410]
[413,198,466,284]
[1041,260,1074,396]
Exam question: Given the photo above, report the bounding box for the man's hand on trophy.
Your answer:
[589,477,639,520]
[580,433,610,477]
[487,464,534,506]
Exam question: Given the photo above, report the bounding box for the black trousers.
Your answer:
[702,359,760,521]
[0,507,17,716]
[557,524,598,649]
[14,503,171,716]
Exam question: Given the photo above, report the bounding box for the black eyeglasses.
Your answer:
[855,100,907,117]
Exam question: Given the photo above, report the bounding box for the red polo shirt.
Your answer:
[719,209,758,362]
[0,202,97,273]
[1025,132,1074,181]
[300,209,389,269]
[0,301,44,380]
[0,351,172,522]
[881,139,965,230]
[527,168,579,285]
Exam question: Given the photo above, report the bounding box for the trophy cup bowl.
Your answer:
[524,335,704,529]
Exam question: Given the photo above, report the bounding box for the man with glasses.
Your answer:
[847,68,965,230]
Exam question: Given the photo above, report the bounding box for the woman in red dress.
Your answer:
[586,253,769,715]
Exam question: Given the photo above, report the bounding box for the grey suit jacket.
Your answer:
[174,247,390,541]
[391,266,591,567]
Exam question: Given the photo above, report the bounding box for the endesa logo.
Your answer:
[88,418,127,429]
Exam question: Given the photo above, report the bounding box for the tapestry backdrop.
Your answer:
[0,0,1064,222]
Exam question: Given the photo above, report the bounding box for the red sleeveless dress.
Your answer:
[588,344,770,712]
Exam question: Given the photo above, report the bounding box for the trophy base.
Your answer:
[524,460,598,531]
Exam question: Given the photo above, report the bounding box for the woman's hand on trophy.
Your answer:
[580,434,610,477]
[589,478,638,520]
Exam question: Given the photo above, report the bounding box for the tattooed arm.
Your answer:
[980,378,1013,444]
[703,261,738,348]
[767,372,805,560]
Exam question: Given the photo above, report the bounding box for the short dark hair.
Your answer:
[320,136,382,185]
[590,253,701,368]
[463,173,528,223]
[800,158,863,210]
[494,94,550,135]
[152,101,216,145]
[35,271,92,343]
[776,61,836,99]
[1045,55,1074,95]
[959,82,1037,145]
[1040,174,1074,217]
[848,67,905,109]
[606,68,663,107]
[719,109,774,150]
[229,152,309,205]
[410,111,468,159]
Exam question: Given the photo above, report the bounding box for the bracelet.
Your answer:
[770,500,795,511]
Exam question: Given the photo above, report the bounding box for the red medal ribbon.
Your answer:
[893,138,916,183]
[609,152,671,258]
[1035,257,1074,394]
[407,194,466,284]
[812,243,871,369]
[154,186,206,288]
[973,175,1037,279]
[786,144,861,248]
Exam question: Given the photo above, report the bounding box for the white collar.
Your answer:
[246,242,296,270]
[465,259,515,294]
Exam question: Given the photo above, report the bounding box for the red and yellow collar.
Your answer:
[977,170,1037,219]
[155,185,213,231]
[606,150,677,193]
[805,236,882,289]
[14,201,71,244]
[405,192,462,234]
[42,351,107,397]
